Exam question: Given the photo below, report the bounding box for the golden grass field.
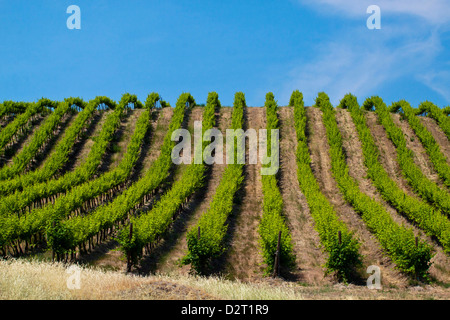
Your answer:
[1,259,448,300]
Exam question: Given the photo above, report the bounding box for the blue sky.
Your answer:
[0,0,449,107]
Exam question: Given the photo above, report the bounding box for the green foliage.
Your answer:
[145,93,160,110]
[0,100,71,181]
[178,92,196,109]
[182,92,245,274]
[204,92,220,128]
[0,99,55,153]
[56,92,195,255]
[340,94,450,253]
[319,93,433,278]
[292,91,362,281]
[0,101,30,118]
[49,105,156,255]
[46,220,75,256]
[117,92,205,268]
[390,100,450,189]
[364,97,450,214]
[0,96,124,219]
[258,92,295,275]
[442,106,450,116]
[417,101,450,140]
[289,90,302,107]
[0,94,147,248]
[160,100,171,108]
[0,97,117,196]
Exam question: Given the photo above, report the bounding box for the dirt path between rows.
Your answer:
[154,107,233,276]
[419,116,450,165]
[87,107,177,272]
[136,107,174,179]
[308,107,413,287]
[108,109,144,170]
[277,107,329,285]
[29,112,76,171]
[364,111,420,200]
[2,111,74,171]
[0,114,47,167]
[390,113,447,190]
[106,107,205,274]
[352,110,450,284]
[335,109,450,286]
[62,110,110,173]
[222,106,266,281]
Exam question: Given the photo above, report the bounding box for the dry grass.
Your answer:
[1,259,448,300]
[0,259,213,300]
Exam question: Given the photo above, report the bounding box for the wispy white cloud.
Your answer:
[282,33,440,105]
[420,71,450,102]
[279,0,450,105]
[299,0,450,25]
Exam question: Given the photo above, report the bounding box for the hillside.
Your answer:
[0,93,449,300]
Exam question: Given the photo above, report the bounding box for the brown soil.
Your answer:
[67,110,112,171]
[276,107,329,285]
[0,114,47,166]
[9,106,449,294]
[33,112,78,171]
[109,109,144,170]
[307,107,414,287]
[341,109,450,284]
[0,115,15,129]
[419,116,450,165]
[136,107,174,178]
[364,111,419,199]
[221,106,266,281]
[153,107,233,276]
[390,113,446,189]
[92,109,145,177]
[335,109,450,286]
[88,107,203,273]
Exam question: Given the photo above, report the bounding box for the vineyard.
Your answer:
[0,91,449,290]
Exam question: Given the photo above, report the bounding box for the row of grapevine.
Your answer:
[317,93,432,278]
[443,106,450,116]
[0,94,149,253]
[390,100,450,188]
[0,100,53,152]
[182,92,245,273]
[118,92,207,270]
[0,97,116,196]
[46,92,189,258]
[291,90,362,281]
[0,101,29,119]
[0,95,128,219]
[344,96,450,253]
[365,97,450,215]
[258,92,294,274]
[417,101,450,140]
[0,99,73,180]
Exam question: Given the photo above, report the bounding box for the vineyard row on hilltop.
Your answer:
[0,91,449,283]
